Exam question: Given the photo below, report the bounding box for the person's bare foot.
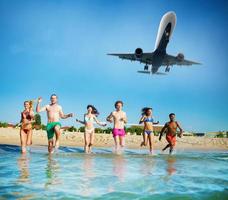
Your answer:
[55,140,60,149]
[21,147,26,154]
[140,142,145,147]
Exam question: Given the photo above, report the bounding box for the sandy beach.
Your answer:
[0,127,227,150]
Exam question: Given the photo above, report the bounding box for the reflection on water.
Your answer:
[0,145,227,200]
[80,155,96,196]
[166,156,177,176]
[17,154,30,183]
[141,156,156,176]
[45,154,61,188]
[113,155,127,182]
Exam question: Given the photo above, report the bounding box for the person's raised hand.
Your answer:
[68,113,73,118]
[38,97,42,103]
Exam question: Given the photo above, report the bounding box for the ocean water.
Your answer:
[0,145,227,200]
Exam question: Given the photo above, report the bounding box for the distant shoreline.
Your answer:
[0,128,227,150]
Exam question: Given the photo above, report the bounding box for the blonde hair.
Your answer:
[24,100,34,112]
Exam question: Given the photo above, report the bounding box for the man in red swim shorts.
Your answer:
[159,113,183,154]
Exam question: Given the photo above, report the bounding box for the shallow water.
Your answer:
[0,145,227,200]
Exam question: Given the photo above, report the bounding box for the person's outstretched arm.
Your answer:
[36,97,46,113]
[159,123,168,141]
[59,107,73,119]
[139,115,145,124]
[106,112,113,123]
[153,120,159,125]
[176,121,183,137]
[94,116,106,127]
[76,118,85,125]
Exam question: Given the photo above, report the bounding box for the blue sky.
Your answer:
[0,0,227,132]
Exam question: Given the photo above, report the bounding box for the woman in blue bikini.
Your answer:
[139,107,159,154]
[76,105,106,153]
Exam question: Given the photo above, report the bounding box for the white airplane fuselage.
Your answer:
[151,11,176,73]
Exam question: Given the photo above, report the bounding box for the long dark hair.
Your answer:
[87,105,99,116]
[141,107,152,116]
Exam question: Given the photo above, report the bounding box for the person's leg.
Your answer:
[112,129,119,151]
[84,132,90,153]
[113,136,118,151]
[88,131,95,153]
[48,139,54,153]
[140,132,146,146]
[119,136,124,148]
[26,129,32,152]
[145,133,149,146]
[26,129,32,146]
[148,133,153,153]
[169,144,174,154]
[20,129,27,154]
[162,143,170,151]
[54,125,61,149]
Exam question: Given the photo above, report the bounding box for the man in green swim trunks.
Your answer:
[36,94,73,153]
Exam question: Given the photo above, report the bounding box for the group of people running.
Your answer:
[20,94,183,155]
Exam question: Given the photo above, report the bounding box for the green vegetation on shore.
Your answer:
[0,119,228,138]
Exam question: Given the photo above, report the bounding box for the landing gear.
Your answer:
[144,64,149,71]
[165,66,170,72]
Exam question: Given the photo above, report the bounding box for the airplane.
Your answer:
[107,11,201,75]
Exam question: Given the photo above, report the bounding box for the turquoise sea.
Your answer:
[0,145,227,200]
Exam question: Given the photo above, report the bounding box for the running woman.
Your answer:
[20,101,34,153]
[139,107,159,154]
[76,105,106,153]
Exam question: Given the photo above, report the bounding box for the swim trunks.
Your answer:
[46,122,61,140]
[112,128,125,137]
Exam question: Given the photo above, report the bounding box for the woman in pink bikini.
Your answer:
[106,101,127,152]
[20,101,34,153]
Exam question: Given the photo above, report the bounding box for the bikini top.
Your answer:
[144,117,154,123]
[84,115,94,123]
[21,111,32,121]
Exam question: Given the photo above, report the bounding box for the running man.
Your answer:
[159,113,183,154]
[106,101,127,152]
[36,94,73,153]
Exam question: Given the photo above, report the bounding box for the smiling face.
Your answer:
[50,95,58,104]
[169,114,175,121]
[115,102,123,111]
[87,106,93,113]
[146,109,152,116]
[24,101,30,110]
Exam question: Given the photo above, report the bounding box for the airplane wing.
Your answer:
[162,54,201,66]
[107,53,154,64]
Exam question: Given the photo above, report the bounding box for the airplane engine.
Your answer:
[176,53,184,61]
[135,48,143,59]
